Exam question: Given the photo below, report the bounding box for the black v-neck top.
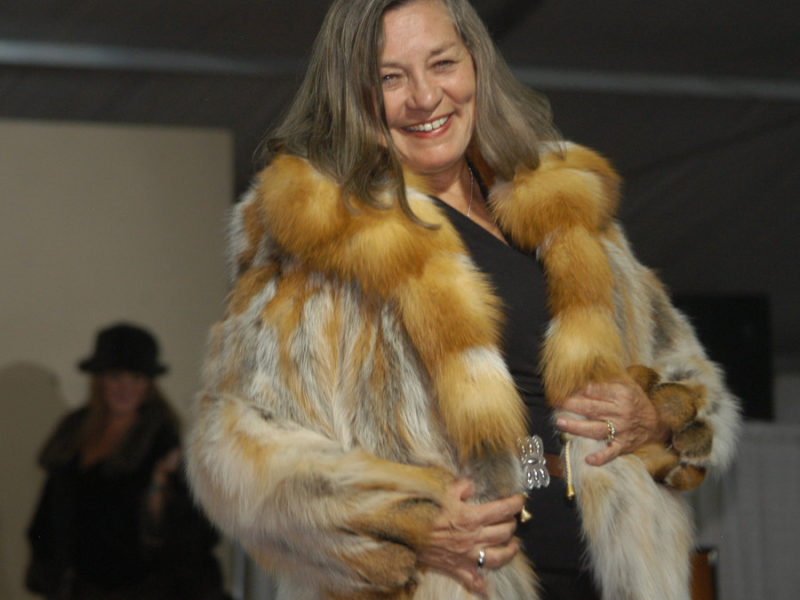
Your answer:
[434,198,586,570]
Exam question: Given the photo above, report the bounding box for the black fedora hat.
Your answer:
[78,323,168,377]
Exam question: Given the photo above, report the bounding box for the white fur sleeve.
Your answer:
[186,272,451,595]
[604,224,741,474]
[645,284,742,473]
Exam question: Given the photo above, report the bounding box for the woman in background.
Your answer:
[26,323,227,600]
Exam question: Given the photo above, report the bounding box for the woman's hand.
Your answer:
[556,381,670,466]
[151,447,182,488]
[145,447,182,520]
[417,478,523,597]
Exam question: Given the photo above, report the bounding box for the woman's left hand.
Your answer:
[556,381,670,466]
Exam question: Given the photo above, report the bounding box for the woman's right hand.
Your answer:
[417,478,523,597]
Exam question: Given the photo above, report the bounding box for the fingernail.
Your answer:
[556,418,566,428]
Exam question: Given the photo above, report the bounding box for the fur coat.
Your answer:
[187,142,740,600]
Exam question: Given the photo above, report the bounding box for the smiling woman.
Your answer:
[187,1,741,599]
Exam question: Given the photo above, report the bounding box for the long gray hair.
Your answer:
[264,0,560,220]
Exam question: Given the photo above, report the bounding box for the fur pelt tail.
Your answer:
[569,436,693,599]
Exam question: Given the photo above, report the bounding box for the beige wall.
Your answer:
[0,119,233,599]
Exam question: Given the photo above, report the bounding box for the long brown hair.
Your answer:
[263,0,561,221]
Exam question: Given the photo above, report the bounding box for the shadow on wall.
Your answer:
[0,362,68,600]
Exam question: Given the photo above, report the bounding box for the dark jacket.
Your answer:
[26,400,226,599]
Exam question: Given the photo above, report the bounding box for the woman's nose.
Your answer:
[407,74,441,111]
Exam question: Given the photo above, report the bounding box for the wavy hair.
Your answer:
[263,0,560,221]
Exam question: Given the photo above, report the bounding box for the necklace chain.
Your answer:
[467,166,473,218]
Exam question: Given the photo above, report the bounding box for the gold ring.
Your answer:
[477,547,486,568]
[605,420,616,444]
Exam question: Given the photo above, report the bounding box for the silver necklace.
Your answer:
[467,167,474,218]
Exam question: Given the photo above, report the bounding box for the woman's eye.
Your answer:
[434,59,455,69]
[381,73,399,85]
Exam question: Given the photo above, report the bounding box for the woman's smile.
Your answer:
[403,114,451,134]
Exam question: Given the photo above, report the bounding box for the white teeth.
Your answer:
[406,115,449,132]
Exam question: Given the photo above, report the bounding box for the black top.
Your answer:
[71,424,178,587]
[434,198,586,571]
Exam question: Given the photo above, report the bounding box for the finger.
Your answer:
[472,538,519,570]
[165,448,183,470]
[476,520,518,548]
[560,394,605,419]
[556,416,609,440]
[471,494,524,526]
[586,442,623,466]
[583,380,629,402]
[451,478,475,501]
[561,394,624,421]
[459,567,487,597]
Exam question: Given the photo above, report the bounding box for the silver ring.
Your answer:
[477,547,486,568]
[605,420,616,444]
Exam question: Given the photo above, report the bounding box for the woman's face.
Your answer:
[380,0,476,179]
[101,370,149,418]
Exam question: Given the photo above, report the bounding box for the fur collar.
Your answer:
[39,400,177,473]
[244,143,626,463]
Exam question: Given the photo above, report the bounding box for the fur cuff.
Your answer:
[629,365,710,490]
